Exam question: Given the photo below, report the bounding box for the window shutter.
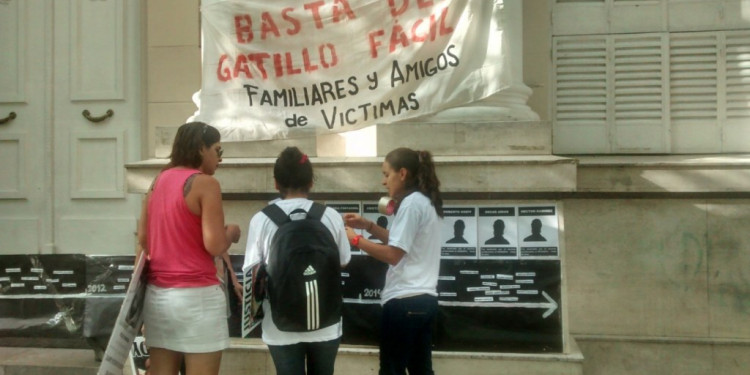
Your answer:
[553,36,609,153]
[553,0,607,36]
[669,32,719,152]
[612,34,668,152]
[723,31,750,151]
[551,1,750,153]
[554,0,665,35]
[724,1,750,30]
[668,0,722,32]
[611,0,665,33]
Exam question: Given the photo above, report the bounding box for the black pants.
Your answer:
[267,338,340,375]
[379,294,438,375]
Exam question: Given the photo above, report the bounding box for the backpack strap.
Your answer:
[307,202,326,221]
[262,204,289,227]
[262,202,326,226]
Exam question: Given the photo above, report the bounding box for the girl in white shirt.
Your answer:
[344,147,444,375]
[243,147,350,375]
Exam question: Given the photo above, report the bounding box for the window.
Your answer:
[552,0,750,153]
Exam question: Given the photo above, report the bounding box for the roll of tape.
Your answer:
[378,196,395,215]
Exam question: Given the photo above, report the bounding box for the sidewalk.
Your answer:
[0,346,99,375]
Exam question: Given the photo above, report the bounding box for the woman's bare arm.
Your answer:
[192,175,239,256]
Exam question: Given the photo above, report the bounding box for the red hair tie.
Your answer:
[300,154,308,164]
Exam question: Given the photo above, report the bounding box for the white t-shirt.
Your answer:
[382,192,442,304]
[243,198,351,345]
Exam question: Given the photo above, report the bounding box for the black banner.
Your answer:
[340,257,562,353]
[2,254,562,354]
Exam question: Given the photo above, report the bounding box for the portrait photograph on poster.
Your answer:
[441,207,478,258]
[478,206,519,259]
[518,205,559,258]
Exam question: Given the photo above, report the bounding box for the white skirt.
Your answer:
[143,284,230,353]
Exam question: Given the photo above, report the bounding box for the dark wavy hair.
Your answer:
[385,147,443,218]
[166,122,220,169]
[274,146,314,197]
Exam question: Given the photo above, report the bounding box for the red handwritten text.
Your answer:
[234,0,356,44]
[217,44,339,82]
[388,0,434,17]
[368,6,454,58]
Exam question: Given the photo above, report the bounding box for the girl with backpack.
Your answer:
[243,146,351,375]
[343,147,444,375]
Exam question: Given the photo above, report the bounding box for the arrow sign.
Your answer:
[438,291,558,319]
[344,291,558,319]
[343,298,381,305]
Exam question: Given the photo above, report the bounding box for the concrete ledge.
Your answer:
[126,155,577,194]
[0,347,98,375]
[373,121,553,157]
[575,334,750,346]
[156,121,551,158]
[577,154,750,193]
[128,153,750,197]
[154,126,319,158]
[219,337,584,375]
[574,335,750,374]
[316,120,552,158]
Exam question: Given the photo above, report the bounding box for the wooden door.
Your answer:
[0,0,141,255]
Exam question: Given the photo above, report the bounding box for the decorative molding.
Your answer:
[0,134,26,199]
[69,0,124,100]
[57,216,136,254]
[70,131,125,199]
[0,0,26,103]
[0,218,39,252]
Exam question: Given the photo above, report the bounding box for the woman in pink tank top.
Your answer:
[137,122,241,375]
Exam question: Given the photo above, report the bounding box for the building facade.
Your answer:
[1,1,749,373]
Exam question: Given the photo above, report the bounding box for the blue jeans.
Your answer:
[379,294,438,375]
[267,338,340,375]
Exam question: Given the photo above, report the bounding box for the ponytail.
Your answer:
[416,150,443,218]
[385,148,444,218]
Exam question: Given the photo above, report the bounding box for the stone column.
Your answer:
[420,0,539,122]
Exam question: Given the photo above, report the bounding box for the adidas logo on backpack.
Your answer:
[303,265,316,276]
[262,202,342,332]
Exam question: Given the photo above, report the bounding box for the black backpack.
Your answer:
[262,202,343,332]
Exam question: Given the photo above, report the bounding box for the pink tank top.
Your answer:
[147,168,219,288]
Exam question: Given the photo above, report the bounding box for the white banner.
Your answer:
[190,0,509,141]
